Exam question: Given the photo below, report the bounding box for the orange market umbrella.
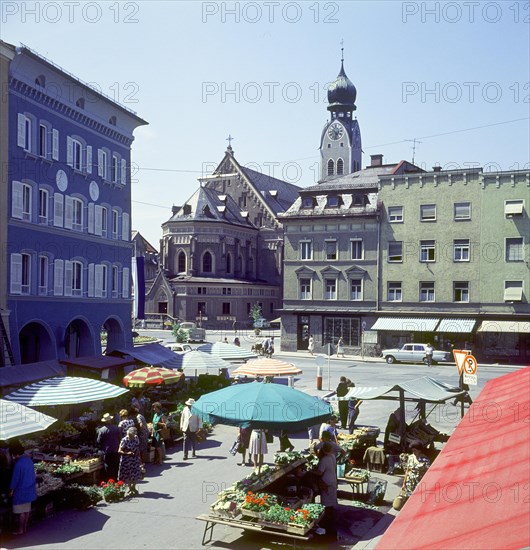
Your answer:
[123,366,183,388]
[232,358,302,377]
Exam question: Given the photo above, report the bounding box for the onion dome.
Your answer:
[327,60,357,113]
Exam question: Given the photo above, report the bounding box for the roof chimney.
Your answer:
[432,166,442,172]
[370,154,383,167]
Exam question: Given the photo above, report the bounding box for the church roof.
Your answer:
[327,60,357,112]
[240,166,301,215]
[166,185,253,227]
[131,230,158,253]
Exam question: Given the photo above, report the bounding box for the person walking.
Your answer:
[425,343,434,367]
[9,440,36,535]
[308,335,315,355]
[336,337,345,358]
[314,442,338,538]
[180,398,203,460]
[151,402,167,465]
[118,426,142,496]
[237,427,252,466]
[97,413,121,480]
[249,428,268,473]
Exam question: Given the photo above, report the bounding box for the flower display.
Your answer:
[100,479,126,503]
[260,503,294,525]
[242,491,278,512]
[273,451,304,465]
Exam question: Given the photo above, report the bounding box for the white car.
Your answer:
[165,343,193,353]
[382,343,452,364]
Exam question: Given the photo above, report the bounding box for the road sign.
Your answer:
[463,354,477,375]
[453,349,468,374]
[463,373,478,385]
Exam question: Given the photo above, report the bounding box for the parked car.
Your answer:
[165,343,193,353]
[381,343,452,365]
[254,318,271,329]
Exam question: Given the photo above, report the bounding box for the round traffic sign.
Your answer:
[463,354,477,375]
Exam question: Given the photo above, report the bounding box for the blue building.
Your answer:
[2,42,147,364]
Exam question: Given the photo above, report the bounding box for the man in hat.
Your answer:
[180,398,203,460]
[97,413,121,479]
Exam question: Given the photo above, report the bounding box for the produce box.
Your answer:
[71,457,103,472]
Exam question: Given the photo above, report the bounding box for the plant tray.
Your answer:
[287,520,315,536]
[71,458,103,472]
[240,508,262,519]
[258,520,289,532]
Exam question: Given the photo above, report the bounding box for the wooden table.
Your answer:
[196,514,312,548]
[338,476,369,498]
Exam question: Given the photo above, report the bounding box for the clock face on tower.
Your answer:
[327,122,344,141]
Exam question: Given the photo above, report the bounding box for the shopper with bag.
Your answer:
[151,402,167,465]
[393,441,430,510]
[249,429,268,473]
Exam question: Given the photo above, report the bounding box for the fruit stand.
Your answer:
[199,452,325,545]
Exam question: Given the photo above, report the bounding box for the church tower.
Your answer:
[320,52,362,181]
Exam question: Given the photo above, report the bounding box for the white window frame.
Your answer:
[350,239,363,260]
[388,241,403,263]
[38,255,49,296]
[350,279,362,301]
[504,281,523,302]
[70,197,83,231]
[299,278,311,300]
[38,188,49,224]
[300,240,312,261]
[112,265,119,298]
[39,123,48,158]
[98,149,109,179]
[21,253,31,295]
[505,237,524,262]
[112,209,119,238]
[21,183,32,221]
[454,202,471,220]
[101,206,108,237]
[388,206,403,223]
[419,282,435,302]
[453,281,469,303]
[69,137,83,171]
[325,240,337,261]
[54,259,64,296]
[324,278,337,300]
[10,253,23,294]
[387,282,402,302]
[18,114,32,152]
[112,154,119,183]
[504,199,524,216]
[420,240,436,263]
[71,260,83,297]
[454,239,470,262]
[420,204,436,221]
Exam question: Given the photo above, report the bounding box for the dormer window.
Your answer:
[109,116,117,126]
[76,98,85,109]
[183,204,192,215]
[353,195,365,206]
[327,196,339,208]
[302,196,314,209]
[35,74,46,87]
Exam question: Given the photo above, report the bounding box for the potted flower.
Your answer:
[287,503,325,534]
[241,491,278,518]
[100,479,126,503]
[259,504,293,530]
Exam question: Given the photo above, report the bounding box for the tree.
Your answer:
[249,304,263,335]
[172,322,190,343]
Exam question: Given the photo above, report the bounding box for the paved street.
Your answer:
[1,331,522,550]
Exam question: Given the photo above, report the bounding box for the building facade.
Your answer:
[3,42,147,364]
[144,146,300,330]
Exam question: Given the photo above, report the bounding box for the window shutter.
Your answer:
[11,181,23,219]
[66,136,73,167]
[88,263,95,297]
[52,129,59,160]
[94,205,103,236]
[17,114,26,148]
[86,145,92,174]
[87,202,95,234]
[122,267,130,298]
[95,264,103,298]
[97,149,103,177]
[64,196,73,229]
[54,259,64,296]
[10,253,23,294]
[121,212,130,241]
[64,260,73,296]
[121,159,126,184]
[53,193,64,227]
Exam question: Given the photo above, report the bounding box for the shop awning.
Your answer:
[61,355,134,371]
[477,320,530,333]
[371,317,439,332]
[377,367,530,550]
[0,360,66,390]
[108,343,183,369]
[436,318,476,333]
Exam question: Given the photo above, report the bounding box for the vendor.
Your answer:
[384,408,406,475]
[97,412,121,480]
[401,441,430,497]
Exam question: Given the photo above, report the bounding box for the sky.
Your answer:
[3,0,529,247]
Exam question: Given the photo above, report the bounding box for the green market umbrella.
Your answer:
[191,381,332,430]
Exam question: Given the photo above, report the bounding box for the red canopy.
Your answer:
[377,366,530,550]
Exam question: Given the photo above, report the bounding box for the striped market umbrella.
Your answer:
[123,366,184,388]
[166,350,232,372]
[0,399,57,440]
[232,358,302,377]
[4,377,129,406]
[197,342,257,362]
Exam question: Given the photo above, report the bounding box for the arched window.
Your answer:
[35,75,46,87]
[226,253,232,274]
[109,116,117,126]
[76,97,85,109]
[178,251,186,273]
[202,251,212,273]
[327,159,335,176]
[336,158,344,175]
